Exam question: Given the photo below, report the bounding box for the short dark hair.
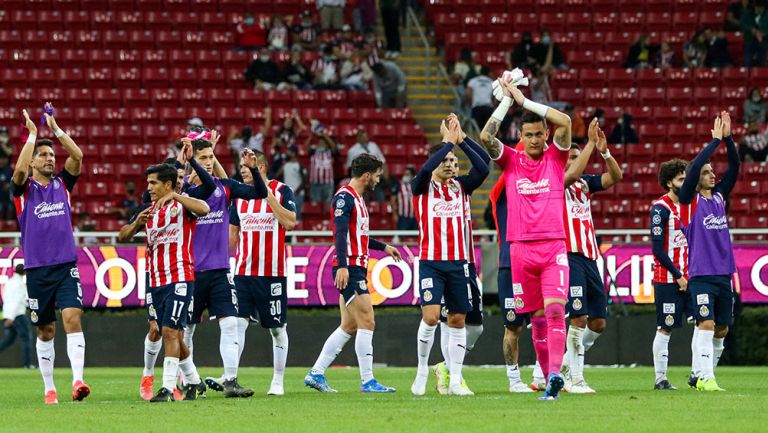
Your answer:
[33,139,54,156]
[351,153,383,178]
[250,149,267,167]
[163,157,177,165]
[145,163,179,189]
[519,111,547,130]
[192,139,212,153]
[428,143,446,156]
[658,158,689,191]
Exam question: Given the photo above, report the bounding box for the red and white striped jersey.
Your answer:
[145,201,196,287]
[331,185,370,268]
[415,178,467,261]
[564,175,604,260]
[464,193,476,264]
[652,195,692,283]
[396,180,414,218]
[310,147,334,184]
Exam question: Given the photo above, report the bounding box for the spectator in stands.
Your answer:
[744,87,767,124]
[532,29,567,70]
[371,61,407,108]
[346,127,385,168]
[283,48,313,90]
[236,12,267,51]
[624,34,655,68]
[390,165,417,231]
[683,30,709,68]
[726,0,752,32]
[293,11,320,51]
[739,121,768,161]
[590,108,607,129]
[381,0,402,59]
[111,181,140,222]
[317,0,345,31]
[0,127,12,158]
[268,14,290,51]
[500,109,522,145]
[0,154,13,220]
[354,0,377,33]
[229,110,270,168]
[741,1,768,66]
[510,32,538,69]
[335,24,361,59]
[312,45,343,89]
[452,48,478,117]
[362,29,384,64]
[305,122,339,214]
[268,137,290,180]
[276,109,306,150]
[278,146,307,222]
[529,64,552,104]
[245,47,284,90]
[608,112,639,145]
[705,29,733,67]
[340,51,374,90]
[565,104,587,145]
[656,41,676,69]
[465,65,494,130]
[74,212,98,246]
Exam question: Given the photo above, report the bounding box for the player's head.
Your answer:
[565,143,581,171]
[695,162,717,192]
[192,139,215,175]
[351,153,383,190]
[31,139,56,177]
[659,158,688,194]
[519,111,549,159]
[242,149,268,181]
[163,157,185,193]
[145,163,178,201]
[428,143,457,182]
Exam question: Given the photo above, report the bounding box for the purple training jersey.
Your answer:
[682,192,736,278]
[186,177,232,272]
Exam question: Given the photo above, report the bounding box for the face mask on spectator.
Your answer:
[0,136,7,145]
[402,175,412,183]
[753,94,762,102]
[244,17,255,25]
[542,35,550,45]
[259,55,270,62]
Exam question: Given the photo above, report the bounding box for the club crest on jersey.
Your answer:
[504,297,514,309]
[663,303,675,314]
[665,315,675,327]
[174,283,187,296]
[271,283,283,296]
[30,311,38,323]
[28,298,39,310]
[699,305,710,317]
[515,297,524,309]
[513,284,523,295]
[572,298,583,310]
[214,187,223,198]
[449,182,459,192]
[170,206,179,217]
[358,280,367,291]
[652,214,661,225]
[506,310,516,322]
[696,294,709,305]
[53,179,61,190]
[423,290,433,302]
[570,286,583,297]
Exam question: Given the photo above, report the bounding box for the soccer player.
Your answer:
[678,112,740,392]
[304,154,401,393]
[649,158,693,391]
[120,151,215,402]
[561,121,623,394]
[12,107,88,404]
[434,115,489,394]
[218,149,296,396]
[478,79,572,400]
[182,133,269,398]
[411,117,489,396]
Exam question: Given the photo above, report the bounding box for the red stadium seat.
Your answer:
[124,88,151,108]
[152,89,180,108]
[638,88,666,105]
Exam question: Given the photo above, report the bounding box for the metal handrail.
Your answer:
[405,6,431,87]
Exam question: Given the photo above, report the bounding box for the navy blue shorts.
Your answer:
[689,275,734,326]
[419,260,471,314]
[566,253,607,319]
[234,275,288,329]
[189,269,239,324]
[332,266,369,305]
[441,263,482,325]
[25,262,82,326]
[150,281,194,330]
[654,282,694,329]
[497,267,528,327]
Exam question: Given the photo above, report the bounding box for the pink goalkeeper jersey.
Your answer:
[494,142,569,242]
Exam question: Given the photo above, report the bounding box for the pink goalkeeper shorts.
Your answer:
[509,239,570,314]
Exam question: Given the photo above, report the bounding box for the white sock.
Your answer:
[179,356,201,385]
[310,327,351,375]
[465,324,483,352]
[183,324,196,363]
[506,364,522,384]
[696,329,715,380]
[439,322,450,365]
[270,326,288,384]
[219,317,239,380]
[236,318,249,360]
[533,360,545,381]
[713,337,725,370]
[566,326,585,381]
[582,328,601,353]
[355,329,375,383]
[36,338,56,393]
[66,332,85,385]
[447,327,467,387]
[143,335,162,377]
[416,320,437,377]
[691,327,700,377]
[162,357,180,391]
[652,331,671,384]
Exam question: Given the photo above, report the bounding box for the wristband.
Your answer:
[25,133,36,144]
[601,150,612,160]
[521,98,549,118]
[54,128,65,138]
[491,96,512,122]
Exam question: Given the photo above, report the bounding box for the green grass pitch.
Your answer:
[1,366,766,433]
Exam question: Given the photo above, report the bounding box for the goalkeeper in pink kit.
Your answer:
[479,79,571,400]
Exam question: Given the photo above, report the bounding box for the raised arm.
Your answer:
[679,117,723,205]
[565,118,598,188]
[12,110,37,187]
[479,85,510,159]
[456,139,490,194]
[208,130,229,179]
[715,111,740,199]
[175,193,210,216]
[44,104,83,176]
[595,125,623,189]
[227,149,269,199]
